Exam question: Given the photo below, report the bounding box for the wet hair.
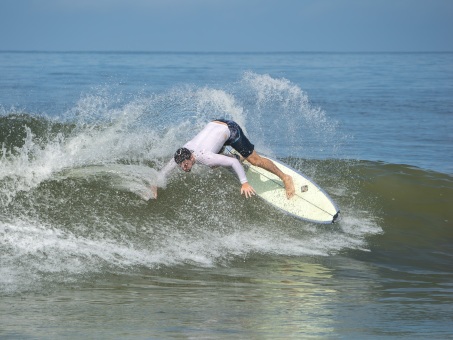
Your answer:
[174,147,192,164]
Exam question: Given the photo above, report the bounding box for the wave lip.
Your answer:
[2,73,451,296]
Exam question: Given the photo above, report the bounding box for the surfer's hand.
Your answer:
[241,182,256,198]
[151,186,158,199]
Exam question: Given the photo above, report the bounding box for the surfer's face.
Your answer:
[180,156,195,172]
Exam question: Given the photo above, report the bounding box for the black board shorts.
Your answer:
[214,119,255,158]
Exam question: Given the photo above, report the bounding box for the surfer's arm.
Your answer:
[202,153,248,184]
[227,157,255,197]
[159,159,177,179]
[152,159,177,198]
[202,153,255,197]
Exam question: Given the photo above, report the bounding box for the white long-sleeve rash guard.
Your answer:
[158,122,248,186]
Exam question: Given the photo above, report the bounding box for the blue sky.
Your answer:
[1,0,452,52]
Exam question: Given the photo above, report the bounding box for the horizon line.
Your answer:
[1,50,452,54]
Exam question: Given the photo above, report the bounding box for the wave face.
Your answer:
[1,73,451,295]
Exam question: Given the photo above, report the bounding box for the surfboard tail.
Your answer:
[332,211,340,223]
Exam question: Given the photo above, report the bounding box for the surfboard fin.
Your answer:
[332,211,340,223]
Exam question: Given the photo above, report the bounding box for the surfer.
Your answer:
[153,119,295,199]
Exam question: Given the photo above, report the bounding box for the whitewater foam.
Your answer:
[0,73,379,295]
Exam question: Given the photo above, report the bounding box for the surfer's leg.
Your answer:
[246,151,295,199]
[224,121,294,199]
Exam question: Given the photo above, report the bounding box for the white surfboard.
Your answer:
[235,152,340,224]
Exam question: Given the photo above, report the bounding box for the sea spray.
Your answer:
[0,73,380,295]
[238,72,342,158]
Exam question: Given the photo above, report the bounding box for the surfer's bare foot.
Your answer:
[283,175,295,199]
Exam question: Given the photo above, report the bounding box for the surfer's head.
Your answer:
[174,147,194,172]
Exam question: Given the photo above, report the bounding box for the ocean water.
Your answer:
[1,51,452,339]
